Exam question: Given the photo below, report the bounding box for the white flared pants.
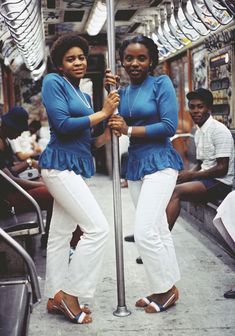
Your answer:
[41,169,109,298]
[128,168,180,293]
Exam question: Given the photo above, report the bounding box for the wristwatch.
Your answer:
[26,158,32,168]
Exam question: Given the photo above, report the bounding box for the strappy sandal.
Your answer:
[135,296,151,308]
[144,286,179,313]
[54,292,92,324]
[47,298,91,315]
[135,294,156,308]
[47,298,63,315]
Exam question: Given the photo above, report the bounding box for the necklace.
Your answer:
[63,76,91,108]
[127,84,142,117]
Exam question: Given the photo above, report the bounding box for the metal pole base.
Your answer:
[113,306,131,317]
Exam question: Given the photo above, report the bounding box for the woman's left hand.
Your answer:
[108,115,128,135]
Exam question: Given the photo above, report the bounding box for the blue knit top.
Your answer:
[39,73,95,177]
[119,75,183,180]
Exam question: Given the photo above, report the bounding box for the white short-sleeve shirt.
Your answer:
[8,131,34,154]
[194,115,234,185]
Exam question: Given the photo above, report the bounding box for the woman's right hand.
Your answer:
[104,69,120,92]
[102,90,120,118]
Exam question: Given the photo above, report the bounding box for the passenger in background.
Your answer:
[0,107,39,176]
[8,119,42,161]
[166,88,234,231]
[213,190,235,299]
[39,32,119,324]
[0,106,53,250]
[106,35,183,313]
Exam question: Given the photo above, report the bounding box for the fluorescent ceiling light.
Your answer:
[86,1,107,36]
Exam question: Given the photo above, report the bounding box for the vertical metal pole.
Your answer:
[106,0,131,317]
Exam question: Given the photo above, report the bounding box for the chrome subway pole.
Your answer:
[106,0,131,317]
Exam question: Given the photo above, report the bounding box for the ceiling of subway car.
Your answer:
[0,0,234,79]
[42,0,159,43]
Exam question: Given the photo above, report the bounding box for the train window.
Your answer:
[221,77,230,89]
[48,24,55,36]
[64,11,85,22]
[210,80,221,91]
[115,10,136,21]
[210,77,230,91]
[47,0,56,9]
[87,54,105,73]
[212,104,230,116]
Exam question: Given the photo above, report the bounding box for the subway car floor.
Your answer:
[29,174,235,336]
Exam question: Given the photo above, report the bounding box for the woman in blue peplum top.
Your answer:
[39,33,119,324]
[106,35,183,313]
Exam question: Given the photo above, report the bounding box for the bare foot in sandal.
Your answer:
[143,286,179,313]
[135,294,157,308]
[54,290,92,323]
[47,298,91,315]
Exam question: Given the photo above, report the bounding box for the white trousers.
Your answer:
[128,168,180,293]
[41,169,109,298]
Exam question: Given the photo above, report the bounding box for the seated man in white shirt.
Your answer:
[166,88,234,231]
[9,119,42,161]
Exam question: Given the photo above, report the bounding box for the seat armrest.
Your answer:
[0,170,45,234]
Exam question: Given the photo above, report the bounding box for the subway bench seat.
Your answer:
[0,283,31,336]
[0,228,41,336]
[181,198,235,258]
[0,211,45,237]
[0,170,43,335]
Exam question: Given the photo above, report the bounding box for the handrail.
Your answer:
[0,228,41,305]
[154,14,176,53]
[0,0,33,22]
[165,2,191,46]
[218,0,235,16]
[191,0,220,31]
[181,0,209,36]
[0,170,45,234]
[159,6,183,50]
[0,0,46,75]
[204,0,233,25]
[7,7,40,40]
[173,0,199,41]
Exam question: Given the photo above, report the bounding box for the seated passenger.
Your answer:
[8,119,42,161]
[1,107,39,177]
[213,190,235,299]
[166,88,234,231]
[0,106,53,249]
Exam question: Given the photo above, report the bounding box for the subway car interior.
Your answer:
[0,1,235,335]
